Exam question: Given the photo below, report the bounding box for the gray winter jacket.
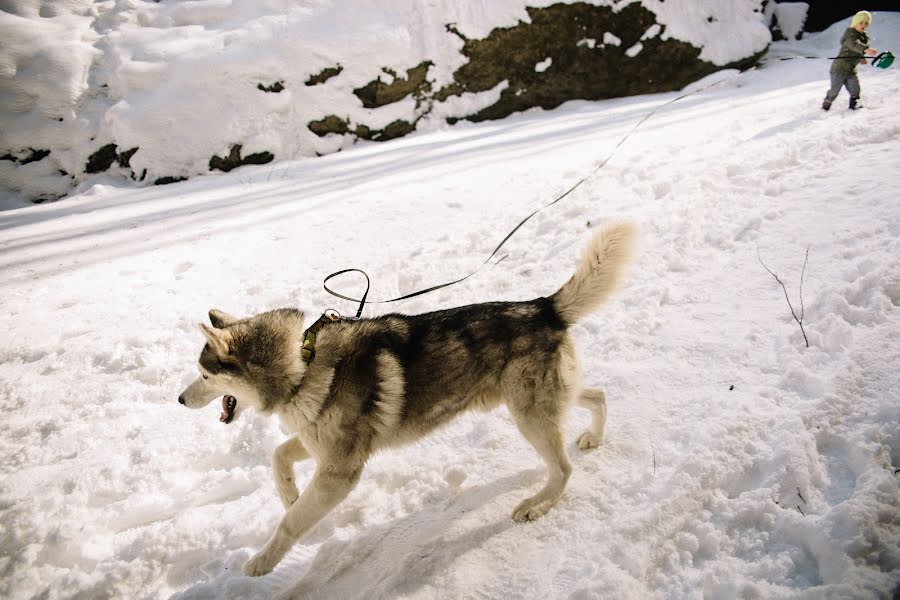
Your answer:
[832,28,870,74]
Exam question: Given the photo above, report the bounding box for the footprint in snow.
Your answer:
[173,262,193,279]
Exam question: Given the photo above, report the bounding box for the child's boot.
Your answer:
[822,99,832,111]
[849,97,861,110]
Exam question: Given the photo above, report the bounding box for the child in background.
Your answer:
[823,11,878,111]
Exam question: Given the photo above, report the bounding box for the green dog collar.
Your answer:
[301,310,340,364]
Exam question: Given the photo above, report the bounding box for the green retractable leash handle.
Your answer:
[871,51,894,69]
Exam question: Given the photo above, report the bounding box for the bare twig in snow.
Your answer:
[757,244,810,348]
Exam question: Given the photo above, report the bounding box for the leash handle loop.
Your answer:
[323,268,370,318]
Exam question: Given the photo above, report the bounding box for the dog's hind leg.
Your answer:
[244,463,363,576]
[575,388,607,450]
[272,435,310,509]
[508,405,572,522]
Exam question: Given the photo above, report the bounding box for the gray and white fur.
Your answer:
[178,222,637,576]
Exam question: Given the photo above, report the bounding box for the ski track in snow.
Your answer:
[2,31,900,600]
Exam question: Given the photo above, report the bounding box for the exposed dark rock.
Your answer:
[438,3,759,123]
[117,147,138,168]
[308,60,432,140]
[306,65,343,86]
[209,145,243,172]
[84,144,138,173]
[85,143,118,173]
[378,119,417,141]
[353,124,372,139]
[2,149,52,165]
[353,61,433,108]
[154,176,187,185]
[357,119,417,142]
[257,80,285,93]
[445,23,467,41]
[209,144,275,172]
[21,149,51,165]
[308,115,351,137]
[242,150,274,166]
[308,116,417,142]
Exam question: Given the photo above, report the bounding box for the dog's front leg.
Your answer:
[243,464,363,577]
[272,435,310,509]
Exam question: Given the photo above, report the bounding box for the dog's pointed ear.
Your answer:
[209,309,238,329]
[198,322,231,357]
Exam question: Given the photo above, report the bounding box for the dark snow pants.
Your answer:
[824,71,860,104]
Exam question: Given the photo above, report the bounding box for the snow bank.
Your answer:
[0,0,771,202]
[771,2,809,41]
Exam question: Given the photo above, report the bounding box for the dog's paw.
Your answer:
[576,431,603,450]
[512,498,550,523]
[243,552,275,577]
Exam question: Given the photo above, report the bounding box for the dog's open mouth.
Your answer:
[220,395,237,424]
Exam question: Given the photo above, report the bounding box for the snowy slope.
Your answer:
[1,13,899,600]
[0,0,772,202]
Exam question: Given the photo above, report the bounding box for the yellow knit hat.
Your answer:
[851,11,872,27]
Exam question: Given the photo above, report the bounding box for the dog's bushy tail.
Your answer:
[551,222,637,326]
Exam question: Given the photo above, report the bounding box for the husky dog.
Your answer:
[178,222,636,576]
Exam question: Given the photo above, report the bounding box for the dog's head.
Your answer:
[178,308,306,424]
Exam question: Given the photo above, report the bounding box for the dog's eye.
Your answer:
[203,374,209,380]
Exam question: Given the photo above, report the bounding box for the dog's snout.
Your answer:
[178,395,186,405]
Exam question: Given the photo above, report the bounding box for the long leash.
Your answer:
[772,51,894,68]
[320,73,734,319]
[321,50,894,319]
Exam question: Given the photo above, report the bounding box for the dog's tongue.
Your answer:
[220,395,236,424]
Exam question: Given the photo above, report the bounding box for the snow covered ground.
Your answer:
[2,13,899,600]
